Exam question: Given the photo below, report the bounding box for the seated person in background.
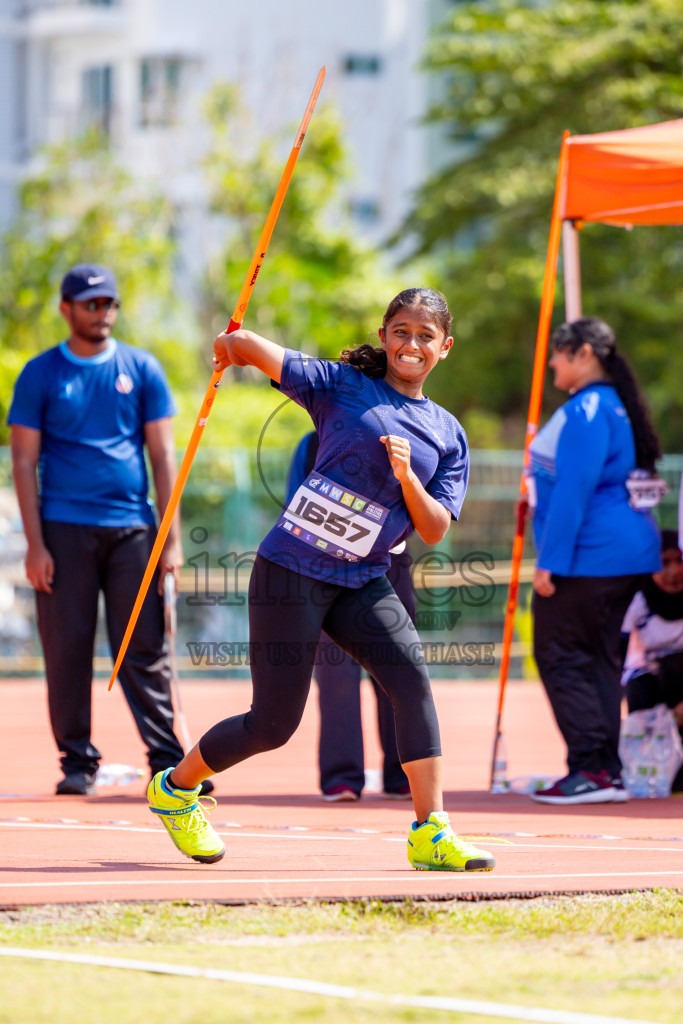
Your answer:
[622,529,683,791]
[287,431,411,801]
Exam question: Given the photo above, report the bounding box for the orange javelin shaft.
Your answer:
[108,66,326,691]
[489,131,570,785]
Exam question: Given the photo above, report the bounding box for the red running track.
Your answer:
[1,678,682,906]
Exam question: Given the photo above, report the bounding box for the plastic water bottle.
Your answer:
[96,763,144,787]
[622,734,650,798]
[620,732,636,793]
[491,736,509,793]
[364,768,383,794]
[650,733,672,798]
[508,776,553,795]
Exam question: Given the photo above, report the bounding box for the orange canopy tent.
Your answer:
[490,119,683,791]
[564,118,683,227]
[562,119,683,320]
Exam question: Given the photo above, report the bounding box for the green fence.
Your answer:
[1,448,681,679]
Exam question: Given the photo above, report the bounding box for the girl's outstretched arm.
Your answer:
[213,329,286,382]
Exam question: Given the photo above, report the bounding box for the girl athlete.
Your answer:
[147,288,495,872]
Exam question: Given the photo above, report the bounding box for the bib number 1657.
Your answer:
[293,495,370,544]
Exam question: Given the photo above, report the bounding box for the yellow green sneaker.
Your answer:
[147,768,225,864]
[407,811,495,872]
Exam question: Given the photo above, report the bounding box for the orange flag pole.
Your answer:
[489,131,570,789]
[108,66,326,692]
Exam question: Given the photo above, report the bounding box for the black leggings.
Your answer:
[199,555,441,773]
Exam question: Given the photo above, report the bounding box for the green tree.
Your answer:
[197,86,418,452]
[0,131,200,440]
[409,0,683,448]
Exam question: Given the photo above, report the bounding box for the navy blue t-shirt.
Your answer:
[8,339,176,527]
[258,351,469,587]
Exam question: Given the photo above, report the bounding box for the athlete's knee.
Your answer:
[245,714,299,752]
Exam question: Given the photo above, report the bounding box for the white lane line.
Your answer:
[0,948,659,1024]
[1,822,159,834]
[214,833,367,842]
[374,837,683,853]
[2,869,683,890]
[3,823,681,854]
[3,822,683,860]
[462,842,683,854]
[0,822,366,841]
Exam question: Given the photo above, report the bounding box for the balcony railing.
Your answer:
[17,1,119,14]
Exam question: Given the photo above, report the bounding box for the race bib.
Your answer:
[626,470,668,511]
[278,472,389,560]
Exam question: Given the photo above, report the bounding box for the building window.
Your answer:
[348,197,380,224]
[82,65,114,134]
[139,58,183,127]
[343,55,382,75]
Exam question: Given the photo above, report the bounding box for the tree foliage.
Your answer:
[0,131,199,440]
[409,0,683,449]
[196,85,421,450]
[202,87,403,353]
[0,101,416,452]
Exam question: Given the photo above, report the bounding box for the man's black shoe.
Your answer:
[56,772,97,796]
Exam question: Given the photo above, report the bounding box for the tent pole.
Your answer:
[562,220,582,321]
[489,131,570,792]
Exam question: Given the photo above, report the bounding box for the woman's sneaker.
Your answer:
[323,785,359,802]
[407,811,495,872]
[147,768,225,863]
[530,770,617,805]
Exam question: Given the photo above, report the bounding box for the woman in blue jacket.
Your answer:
[528,317,661,805]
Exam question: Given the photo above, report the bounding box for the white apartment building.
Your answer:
[0,0,448,268]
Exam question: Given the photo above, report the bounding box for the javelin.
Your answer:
[108,66,326,692]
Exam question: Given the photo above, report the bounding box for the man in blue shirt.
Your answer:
[8,263,196,796]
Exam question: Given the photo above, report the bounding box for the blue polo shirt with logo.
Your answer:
[8,339,176,527]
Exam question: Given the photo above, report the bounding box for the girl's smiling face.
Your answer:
[379,306,453,398]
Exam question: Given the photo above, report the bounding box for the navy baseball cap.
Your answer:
[60,264,118,301]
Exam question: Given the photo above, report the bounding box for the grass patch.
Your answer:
[1,891,681,1023]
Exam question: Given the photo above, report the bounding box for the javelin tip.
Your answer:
[295,67,326,146]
